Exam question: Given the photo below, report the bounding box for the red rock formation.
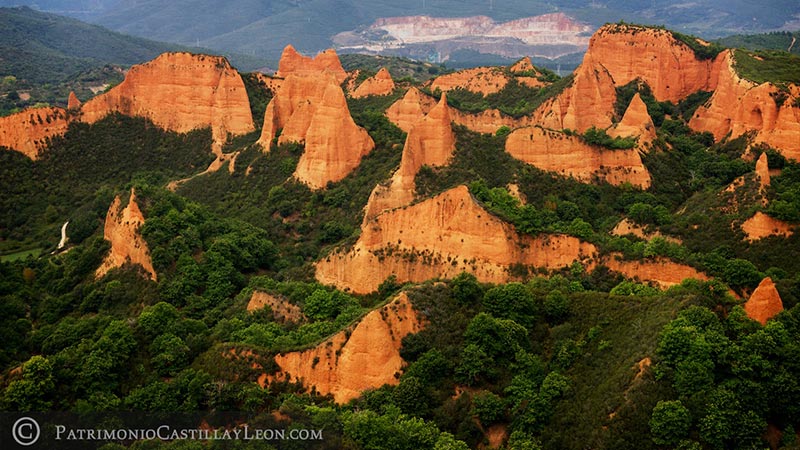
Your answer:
[276,45,347,84]
[385,87,435,133]
[269,292,423,403]
[587,24,723,103]
[247,291,305,323]
[505,126,651,188]
[317,185,597,294]
[533,58,617,132]
[96,188,156,281]
[430,67,509,96]
[257,73,375,189]
[386,87,525,134]
[80,52,255,147]
[67,91,81,110]
[0,107,69,159]
[608,93,656,145]
[603,254,709,288]
[741,212,795,241]
[690,51,800,159]
[510,57,536,74]
[755,152,770,189]
[744,277,784,325]
[364,94,455,220]
[351,68,396,98]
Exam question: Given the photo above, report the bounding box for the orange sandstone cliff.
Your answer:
[96,189,157,281]
[276,45,348,84]
[744,277,784,325]
[269,292,423,403]
[505,126,651,188]
[364,94,455,221]
[351,68,396,98]
[689,51,800,159]
[316,185,597,294]
[256,72,375,189]
[0,107,70,159]
[80,52,255,147]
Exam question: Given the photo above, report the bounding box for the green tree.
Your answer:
[2,355,55,410]
[650,400,692,446]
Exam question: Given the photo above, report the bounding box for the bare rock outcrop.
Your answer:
[0,107,69,159]
[744,277,784,325]
[608,93,656,145]
[352,68,396,98]
[364,94,455,221]
[386,87,523,134]
[689,51,800,159]
[611,218,681,244]
[247,291,305,323]
[67,91,81,110]
[269,292,423,403]
[505,126,651,188]
[385,87,436,133]
[276,45,348,84]
[257,73,375,189]
[755,152,771,189]
[80,52,255,147]
[510,57,536,74]
[96,189,157,281]
[317,185,597,294]
[430,67,509,96]
[741,212,795,241]
[603,254,709,288]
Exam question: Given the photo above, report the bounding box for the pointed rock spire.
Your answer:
[755,152,770,189]
[67,91,81,110]
[744,277,783,325]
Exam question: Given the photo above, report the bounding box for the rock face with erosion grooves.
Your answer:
[67,91,81,110]
[744,277,783,325]
[608,93,656,145]
[351,68,396,98]
[96,189,157,281]
[257,73,375,189]
[276,45,347,84]
[505,126,651,188]
[268,292,423,403]
[364,94,455,221]
[611,219,681,244]
[690,52,800,159]
[741,212,795,241]
[533,23,724,133]
[587,24,722,103]
[80,52,255,146]
[603,254,709,288]
[317,186,597,294]
[430,67,509,96]
[0,107,69,159]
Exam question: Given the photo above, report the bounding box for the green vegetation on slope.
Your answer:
[717,30,800,55]
[732,48,800,85]
[340,54,448,82]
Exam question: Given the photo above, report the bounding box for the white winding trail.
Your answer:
[57,221,69,250]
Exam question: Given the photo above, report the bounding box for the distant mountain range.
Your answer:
[1,0,799,60]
